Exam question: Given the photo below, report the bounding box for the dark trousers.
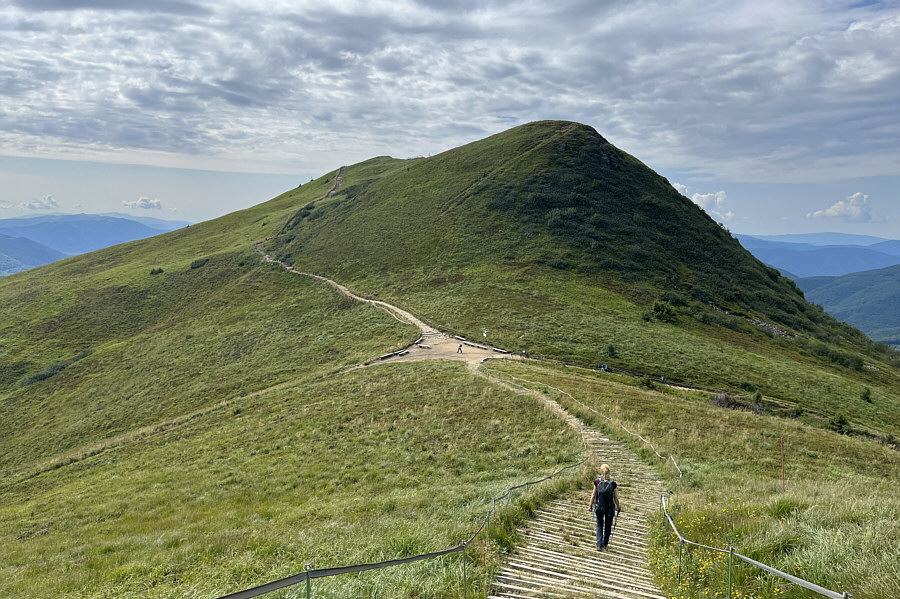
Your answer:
[595,509,614,548]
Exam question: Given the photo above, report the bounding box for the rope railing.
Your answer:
[483,367,853,599]
[216,412,590,599]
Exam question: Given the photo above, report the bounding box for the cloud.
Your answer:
[0,1,897,183]
[673,183,733,221]
[807,192,883,223]
[0,195,59,210]
[124,197,163,210]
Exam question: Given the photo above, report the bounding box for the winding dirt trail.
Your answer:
[257,246,512,371]
[257,246,666,596]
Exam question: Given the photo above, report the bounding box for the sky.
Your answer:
[0,0,898,236]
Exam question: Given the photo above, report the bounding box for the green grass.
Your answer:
[484,360,900,599]
[265,120,900,439]
[2,119,899,598]
[0,361,583,599]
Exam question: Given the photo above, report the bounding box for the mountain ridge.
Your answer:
[0,120,898,599]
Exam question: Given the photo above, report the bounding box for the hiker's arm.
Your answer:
[588,485,597,511]
[614,487,621,511]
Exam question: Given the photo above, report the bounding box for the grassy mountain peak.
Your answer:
[1,120,898,599]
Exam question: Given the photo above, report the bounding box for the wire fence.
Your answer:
[216,408,591,599]
[486,368,855,599]
[215,345,854,599]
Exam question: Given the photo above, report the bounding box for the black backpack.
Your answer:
[594,478,614,513]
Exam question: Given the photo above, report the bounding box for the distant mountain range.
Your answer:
[0,233,66,276]
[797,264,900,348]
[0,213,190,276]
[737,232,900,348]
[735,233,900,278]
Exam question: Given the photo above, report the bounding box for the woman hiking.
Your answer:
[589,463,621,550]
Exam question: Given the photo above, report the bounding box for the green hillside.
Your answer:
[798,264,900,348]
[1,121,898,599]
[267,121,900,436]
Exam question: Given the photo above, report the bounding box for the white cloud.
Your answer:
[0,0,896,185]
[0,195,59,210]
[124,197,163,210]
[807,191,883,223]
[673,183,733,221]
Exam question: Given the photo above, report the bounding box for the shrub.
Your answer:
[19,349,93,388]
[659,290,688,306]
[606,344,618,358]
[828,412,852,435]
[149,267,164,275]
[861,387,872,403]
[545,258,569,270]
[190,258,209,269]
[652,301,676,323]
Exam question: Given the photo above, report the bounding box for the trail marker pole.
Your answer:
[678,541,683,584]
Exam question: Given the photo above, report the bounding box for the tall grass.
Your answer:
[486,360,900,599]
[0,361,584,598]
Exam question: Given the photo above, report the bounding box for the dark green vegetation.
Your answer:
[1,121,899,598]
[798,264,900,348]
[269,120,899,438]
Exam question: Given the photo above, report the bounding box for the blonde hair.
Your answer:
[599,464,611,480]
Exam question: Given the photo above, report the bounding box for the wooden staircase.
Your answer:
[490,428,667,599]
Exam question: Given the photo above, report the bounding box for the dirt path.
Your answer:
[325,166,346,198]
[257,247,664,596]
[257,246,514,371]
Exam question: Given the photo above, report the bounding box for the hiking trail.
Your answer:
[257,246,666,598]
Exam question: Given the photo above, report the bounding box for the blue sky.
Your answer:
[0,0,898,236]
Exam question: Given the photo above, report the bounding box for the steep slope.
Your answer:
[267,121,899,433]
[798,264,900,347]
[1,121,899,599]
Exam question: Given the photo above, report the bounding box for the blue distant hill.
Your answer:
[736,233,900,277]
[797,264,900,348]
[0,233,66,276]
[746,232,889,246]
[0,213,189,256]
[0,213,191,276]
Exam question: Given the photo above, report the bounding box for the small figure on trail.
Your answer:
[457,343,463,354]
[589,463,621,551]
[600,363,608,372]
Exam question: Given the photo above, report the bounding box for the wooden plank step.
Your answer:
[508,555,659,591]
[504,562,665,599]
[512,557,655,590]
[517,545,657,584]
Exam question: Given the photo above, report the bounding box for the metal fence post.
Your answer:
[678,540,683,584]
[487,500,493,542]
[728,546,734,598]
[462,542,468,599]
[305,564,311,599]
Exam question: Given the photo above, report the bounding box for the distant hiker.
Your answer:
[457,343,463,353]
[600,363,608,372]
[589,463,621,550]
